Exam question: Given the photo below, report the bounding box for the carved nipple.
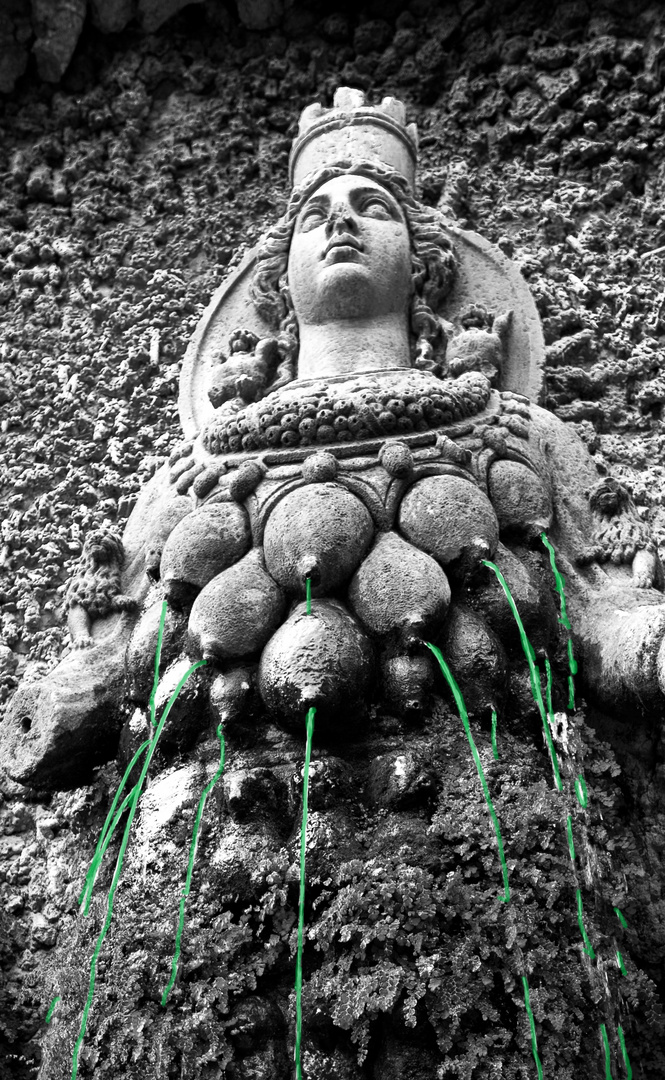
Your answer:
[297,554,321,588]
[263,484,374,596]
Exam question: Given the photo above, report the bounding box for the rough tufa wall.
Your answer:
[3,1,665,1078]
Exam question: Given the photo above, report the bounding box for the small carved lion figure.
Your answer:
[64,530,137,648]
[578,477,663,590]
[208,332,280,408]
[446,308,513,385]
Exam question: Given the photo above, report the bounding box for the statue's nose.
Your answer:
[326,203,357,235]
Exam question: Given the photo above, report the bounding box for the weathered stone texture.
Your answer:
[3,2,665,1077]
[89,0,135,35]
[30,0,87,83]
[138,0,204,33]
[235,0,283,32]
[0,0,30,94]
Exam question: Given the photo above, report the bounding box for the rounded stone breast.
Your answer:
[144,495,195,581]
[435,603,507,717]
[487,459,553,541]
[348,530,451,640]
[398,474,499,576]
[160,502,251,608]
[125,600,188,704]
[263,482,374,595]
[188,549,286,662]
[258,599,374,731]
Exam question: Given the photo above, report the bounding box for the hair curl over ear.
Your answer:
[248,160,457,393]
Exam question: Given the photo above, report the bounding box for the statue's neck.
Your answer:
[296,314,411,382]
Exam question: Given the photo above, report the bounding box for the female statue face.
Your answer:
[287,173,413,327]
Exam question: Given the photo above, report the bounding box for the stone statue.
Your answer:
[21,87,663,1080]
[3,87,663,789]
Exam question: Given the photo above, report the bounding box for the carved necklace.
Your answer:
[202,369,492,456]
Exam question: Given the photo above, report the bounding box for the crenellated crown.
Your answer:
[289,87,419,191]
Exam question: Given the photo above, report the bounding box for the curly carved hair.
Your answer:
[579,478,655,565]
[247,160,458,395]
[64,530,132,619]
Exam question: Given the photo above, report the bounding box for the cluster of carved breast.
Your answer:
[125,433,554,731]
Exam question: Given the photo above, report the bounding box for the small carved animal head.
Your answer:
[82,530,125,568]
[587,477,631,518]
[447,310,512,383]
[208,338,280,408]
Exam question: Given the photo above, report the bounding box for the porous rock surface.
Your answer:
[3,1,665,1078]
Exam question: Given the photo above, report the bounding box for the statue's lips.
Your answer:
[322,235,364,262]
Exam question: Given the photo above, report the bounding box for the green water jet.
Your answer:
[522,976,544,1080]
[78,604,169,914]
[426,643,510,904]
[541,533,578,709]
[295,706,316,1080]
[618,1024,632,1078]
[45,997,60,1024]
[482,560,563,792]
[161,719,227,1006]
[70,600,206,1079]
[566,815,575,861]
[576,888,596,959]
[491,707,499,761]
[600,1022,613,1079]
[78,737,152,916]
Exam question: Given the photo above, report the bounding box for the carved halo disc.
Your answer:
[179,226,546,441]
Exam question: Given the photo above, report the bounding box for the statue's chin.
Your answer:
[307,260,377,321]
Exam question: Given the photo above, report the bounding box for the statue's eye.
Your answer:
[361,197,392,218]
[299,206,326,231]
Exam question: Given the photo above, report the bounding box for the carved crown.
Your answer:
[289,86,419,190]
